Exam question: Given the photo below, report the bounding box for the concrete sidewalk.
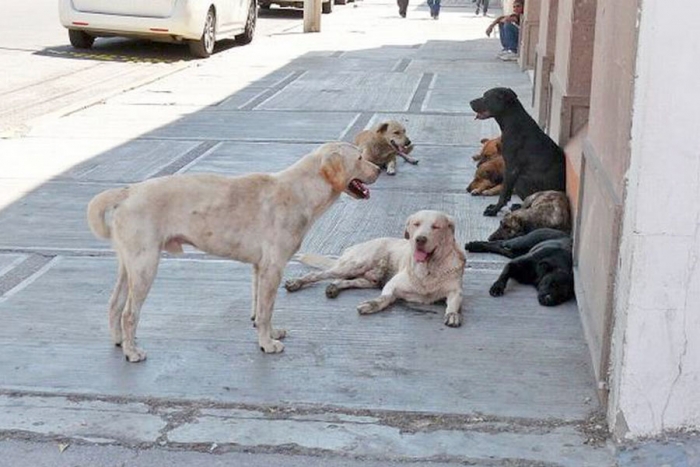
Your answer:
[0,0,696,465]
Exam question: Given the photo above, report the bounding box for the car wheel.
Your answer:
[236,0,256,45]
[322,0,333,13]
[68,30,95,49]
[189,7,216,58]
[335,0,347,5]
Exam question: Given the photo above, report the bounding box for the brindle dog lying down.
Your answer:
[465,228,575,306]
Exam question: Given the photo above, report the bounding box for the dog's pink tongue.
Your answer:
[414,250,429,263]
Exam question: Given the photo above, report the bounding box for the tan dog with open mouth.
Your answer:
[86,142,380,362]
[354,120,417,175]
[285,210,465,327]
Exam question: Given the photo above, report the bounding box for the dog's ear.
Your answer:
[319,151,348,193]
[445,215,456,234]
[377,123,389,134]
[404,214,414,239]
[480,138,489,144]
[536,258,555,276]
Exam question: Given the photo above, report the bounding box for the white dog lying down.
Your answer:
[285,210,465,327]
[87,142,380,362]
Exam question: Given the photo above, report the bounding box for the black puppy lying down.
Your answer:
[465,228,574,306]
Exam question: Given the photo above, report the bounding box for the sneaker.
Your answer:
[498,50,518,61]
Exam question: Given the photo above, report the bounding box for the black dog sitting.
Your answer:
[470,88,566,217]
[465,228,575,306]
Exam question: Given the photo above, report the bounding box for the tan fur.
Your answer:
[354,120,417,175]
[285,210,465,327]
[467,136,504,196]
[86,142,380,362]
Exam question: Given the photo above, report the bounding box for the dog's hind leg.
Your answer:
[108,259,128,346]
[254,262,286,353]
[284,268,342,292]
[325,277,379,298]
[285,259,373,292]
[120,248,160,362]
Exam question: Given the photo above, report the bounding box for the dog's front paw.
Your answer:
[284,279,302,292]
[357,299,382,315]
[509,203,522,211]
[123,343,147,363]
[325,284,340,299]
[386,169,396,176]
[465,241,487,252]
[489,281,506,297]
[483,204,499,216]
[444,312,462,327]
[259,339,285,353]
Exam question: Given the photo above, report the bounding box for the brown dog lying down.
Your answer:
[285,210,466,327]
[488,190,571,241]
[86,142,380,362]
[467,136,504,196]
[354,120,417,175]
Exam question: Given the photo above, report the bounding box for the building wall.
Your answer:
[608,1,700,438]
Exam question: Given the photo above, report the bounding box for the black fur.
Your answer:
[469,88,566,217]
[465,228,574,306]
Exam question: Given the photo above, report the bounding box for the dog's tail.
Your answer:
[293,253,337,270]
[86,187,129,239]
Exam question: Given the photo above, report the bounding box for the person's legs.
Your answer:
[432,0,441,18]
[482,0,489,15]
[500,22,519,52]
[397,0,408,17]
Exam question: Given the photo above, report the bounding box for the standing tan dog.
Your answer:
[354,120,417,175]
[87,142,380,362]
[467,136,505,196]
[285,210,465,327]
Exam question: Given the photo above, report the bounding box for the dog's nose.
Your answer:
[405,138,412,147]
[415,235,427,245]
[539,294,555,306]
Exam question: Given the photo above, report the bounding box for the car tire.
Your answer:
[68,30,95,49]
[189,7,216,58]
[236,0,256,45]
[322,0,333,13]
[335,0,347,5]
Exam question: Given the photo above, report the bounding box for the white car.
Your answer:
[59,0,257,58]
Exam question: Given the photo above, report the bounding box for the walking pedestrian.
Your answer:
[475,0,489,16]
[397,0,409,17]
[427,0,441,19]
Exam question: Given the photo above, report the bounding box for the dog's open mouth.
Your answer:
[474,110,491,120]
[390,140,410,156]
[347,179,370,199]
[414,247,433,263]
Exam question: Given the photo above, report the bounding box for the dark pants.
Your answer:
[397,0,408,17]
[427,0,440,17]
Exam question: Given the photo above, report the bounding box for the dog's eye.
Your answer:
[431,224,440,230]
[413,222,421,227]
